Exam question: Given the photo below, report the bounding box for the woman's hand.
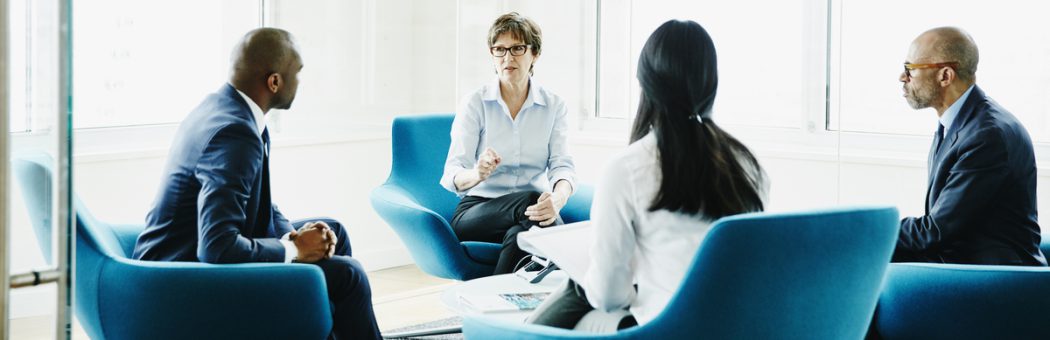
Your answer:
[476,147,502,181]
[525,192,567,227]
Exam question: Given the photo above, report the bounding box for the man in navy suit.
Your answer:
[132,28,382,339]
[895,27,1046,266]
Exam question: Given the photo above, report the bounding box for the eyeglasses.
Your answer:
[903,62,959,78]
[490,45,530,57]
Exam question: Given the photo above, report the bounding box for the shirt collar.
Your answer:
[234,86,268,136]
[939,84,975,133]
[483,77,547,107]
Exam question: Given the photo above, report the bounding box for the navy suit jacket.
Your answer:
[898,86,1046,266]
[133,84,294,263]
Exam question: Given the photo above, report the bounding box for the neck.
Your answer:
[500,78,529,102]
[934,82,972,117]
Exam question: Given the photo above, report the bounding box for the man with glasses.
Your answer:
[895,27,1045,266]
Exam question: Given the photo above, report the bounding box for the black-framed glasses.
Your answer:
[490,45,530,57]
[903,61,959,79]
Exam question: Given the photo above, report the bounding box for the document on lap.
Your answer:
[517,221,592,282]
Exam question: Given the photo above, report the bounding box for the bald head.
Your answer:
[912,27,979,83]
[229,28,303,111]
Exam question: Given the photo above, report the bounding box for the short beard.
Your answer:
[906,79,940,110]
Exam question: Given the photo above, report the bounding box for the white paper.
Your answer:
[517,221,593,282]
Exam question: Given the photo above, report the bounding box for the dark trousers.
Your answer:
[292,218,381,340]
[451,191,562,274]
[528,280,637,330]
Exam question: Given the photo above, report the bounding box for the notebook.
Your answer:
[517,221,593,282]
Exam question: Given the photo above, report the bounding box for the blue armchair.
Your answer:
[874,262,1050,339]
[464,206,901,340]
[370,114,593,281]
[15,158,333,340]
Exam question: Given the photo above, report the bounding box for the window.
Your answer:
[455,0,597,125]
[7,0,60,133]
[831,0,1050,143]
[596,0,820,130]
[72,0,260,129]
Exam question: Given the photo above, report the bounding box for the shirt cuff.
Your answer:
[549,172,576,195]
[279,232,298,263]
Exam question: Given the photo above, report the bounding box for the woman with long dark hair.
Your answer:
[528,19,767,331]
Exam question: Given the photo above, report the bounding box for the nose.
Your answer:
[899,70,909,83]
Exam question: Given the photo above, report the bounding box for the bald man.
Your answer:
[896,27,1046,266]
[133,28,382,339]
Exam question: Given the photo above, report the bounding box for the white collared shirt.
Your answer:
[234,88,269,140]
[234,86,297,263]
[440,78,576,197]
[582,132,768,325]
[939,84,976,136]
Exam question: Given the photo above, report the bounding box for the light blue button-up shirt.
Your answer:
[939,84,975,136]
[440,78,576,198]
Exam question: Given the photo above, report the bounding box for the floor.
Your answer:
[8,264,459,339]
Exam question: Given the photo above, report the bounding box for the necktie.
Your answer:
[934,124,945,153]
[925,124,945,211]
[928,124,945,173]
[261,128,275,237]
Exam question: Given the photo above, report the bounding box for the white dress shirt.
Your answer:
[234,87,298,263]
[582,132,768,325]
[440,78,576,197]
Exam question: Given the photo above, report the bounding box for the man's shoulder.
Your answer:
[180,92,256,138]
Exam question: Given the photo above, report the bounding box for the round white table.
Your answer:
[441,270,568,322]
[380,271,568,339]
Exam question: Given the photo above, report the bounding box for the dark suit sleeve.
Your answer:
[272,204,295,235]
[898,127,1010,252]
[194,123,285,263]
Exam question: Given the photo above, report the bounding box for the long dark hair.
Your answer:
[631,20,764,219]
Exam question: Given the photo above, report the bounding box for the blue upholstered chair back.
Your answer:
[463,206,900,340]
[14,156,134,339]
[13,156,56,263]
[644,206,900,339]
[387,114,460,221]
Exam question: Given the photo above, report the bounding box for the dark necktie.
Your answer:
[925,124,945,211]
[261,128,275,237]
[928,124,945,173]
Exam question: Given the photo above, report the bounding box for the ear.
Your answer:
[939,67,955,87]
[267,73,283,94]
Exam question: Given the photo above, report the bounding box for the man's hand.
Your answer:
[289,221,338,263]
[476,147,502,182]
[524,192,567,227]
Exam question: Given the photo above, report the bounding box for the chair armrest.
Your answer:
[463,315,633,340]
[876,263,1050,340]
[371,184,493,280]
[93,259,332,340]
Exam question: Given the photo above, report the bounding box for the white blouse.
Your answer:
[582,132,767,325]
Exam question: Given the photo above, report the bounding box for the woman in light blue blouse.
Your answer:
[439,12,576,274]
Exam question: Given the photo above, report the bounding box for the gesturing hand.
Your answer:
[524,192,566,227]
[290,221,338,263]
[476,147,502,181]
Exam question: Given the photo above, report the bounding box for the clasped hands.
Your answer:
[289,221,337,263]
[477,148,566,227]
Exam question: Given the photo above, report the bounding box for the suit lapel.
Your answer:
[925,86,984,212]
